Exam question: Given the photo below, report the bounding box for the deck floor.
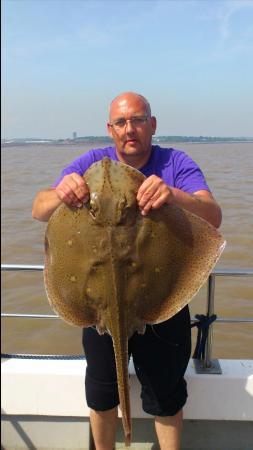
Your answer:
[2,416,253,450]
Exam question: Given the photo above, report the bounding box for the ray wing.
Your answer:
[44,203,107,327]
[124,204,225,326]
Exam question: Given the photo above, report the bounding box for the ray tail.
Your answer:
[107,264,132,446]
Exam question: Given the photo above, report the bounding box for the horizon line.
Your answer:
[2,135,253,142]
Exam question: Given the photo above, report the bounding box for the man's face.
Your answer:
[107,94,156,166]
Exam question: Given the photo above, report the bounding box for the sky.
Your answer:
[2,0,253,139]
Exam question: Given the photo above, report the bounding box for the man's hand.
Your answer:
[32,173,90,222]
[136,175,222,228]
[137,175,174,216]
[55,173,90,208]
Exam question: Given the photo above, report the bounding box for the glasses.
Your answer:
[109,115,149,130]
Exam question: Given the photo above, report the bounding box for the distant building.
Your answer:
[73,132,77,140]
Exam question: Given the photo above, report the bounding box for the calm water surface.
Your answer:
[1,142,253,358]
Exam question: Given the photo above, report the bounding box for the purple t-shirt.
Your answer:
[53,145,210,194]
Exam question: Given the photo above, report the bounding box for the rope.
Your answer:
[191,314,217,360]
[1,353,86,360]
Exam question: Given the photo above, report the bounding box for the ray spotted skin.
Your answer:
[44,158,225,446]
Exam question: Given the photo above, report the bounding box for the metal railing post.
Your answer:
[204,274,215,368]
[194,273,222,374]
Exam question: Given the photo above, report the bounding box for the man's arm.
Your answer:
[32,188,63,222]
[32,173,89,222]
[169,188,222,228]
[137,175,222,228]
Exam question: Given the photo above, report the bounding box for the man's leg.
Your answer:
[155,409,183,450]
[83,328,120,450]
[130,310,191,450]
[90,407,118,450]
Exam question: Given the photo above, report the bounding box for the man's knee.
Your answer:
[85,372,119,411]
[90,407,118,418]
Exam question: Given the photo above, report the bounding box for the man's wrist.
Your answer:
[166,186,177,206]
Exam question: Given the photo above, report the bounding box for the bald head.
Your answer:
[107,91,157,168]
[109,92,151,121]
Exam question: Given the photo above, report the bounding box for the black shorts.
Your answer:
[82,306,191,417]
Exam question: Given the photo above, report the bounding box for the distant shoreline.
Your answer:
[2,136,253,147]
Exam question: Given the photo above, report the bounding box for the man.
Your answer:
[32,92,222,450]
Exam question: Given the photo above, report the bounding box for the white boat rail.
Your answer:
[1,264,253,373]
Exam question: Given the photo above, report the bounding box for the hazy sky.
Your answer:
[2,0,253,139]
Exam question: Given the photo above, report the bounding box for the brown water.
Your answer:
[1,142,253,358]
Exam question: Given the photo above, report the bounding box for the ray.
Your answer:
[44,157,226,446]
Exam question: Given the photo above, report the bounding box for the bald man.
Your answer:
[32,92,222,450]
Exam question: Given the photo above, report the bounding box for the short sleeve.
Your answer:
[173,151,210,194]
[52,152,97,187]
[51,147,117,187]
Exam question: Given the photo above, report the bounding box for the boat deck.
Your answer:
[1,356,253,450]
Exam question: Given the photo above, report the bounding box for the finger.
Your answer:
[67,174,89,201]
[74,185,89,202]
[70,173,87,189]
[140,187,172,215]
[150,193,168,209]
[56,187,79,206]
[139,191,161,215]
[82,193,90,204]
[137,184,160,207]
[140,199,154,216]
[75,185,90,203]
[137,178,156,201]
[70,172,85,185]
[57,174,89,204]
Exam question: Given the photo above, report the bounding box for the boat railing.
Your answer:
[1,264,253,374]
